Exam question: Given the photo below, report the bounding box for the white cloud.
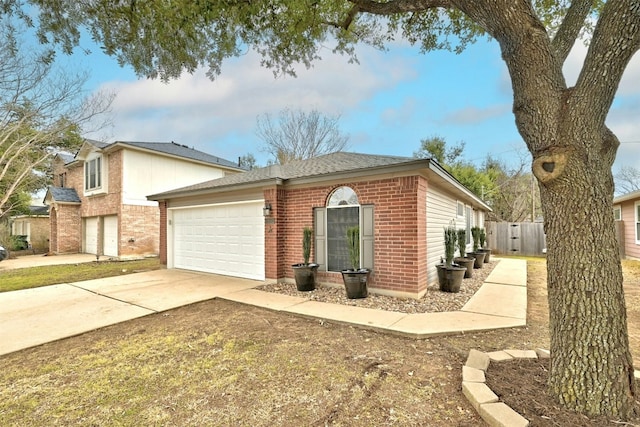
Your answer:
[440,104,511,125]
[95,47,415,155]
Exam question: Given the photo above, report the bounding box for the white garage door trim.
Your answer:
[170,200,265,280]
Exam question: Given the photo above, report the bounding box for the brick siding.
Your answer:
[157,174,443,297]
[50,149,159,258]
[272,175,429,296]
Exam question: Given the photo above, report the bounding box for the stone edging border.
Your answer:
[462,348,550,427]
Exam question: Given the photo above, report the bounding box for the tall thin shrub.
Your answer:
[457,229,466,258]
[444,226,457,267]
[302,227,312,264]
[346,226,360,270]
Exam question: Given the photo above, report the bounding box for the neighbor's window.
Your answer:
[327,186,360,271]
[465,206,472,245]
[85,157,102,191]
[636,202,640,243]
[457,202,464,217]
[613,206,621,221]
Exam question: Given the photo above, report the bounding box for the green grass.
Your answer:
[0,258,162,293]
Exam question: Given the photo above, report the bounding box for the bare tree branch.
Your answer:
[551,0,595,64]
[256,108,349,164]
[0,24,113,218]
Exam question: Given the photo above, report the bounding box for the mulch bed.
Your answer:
[486,358,640,426]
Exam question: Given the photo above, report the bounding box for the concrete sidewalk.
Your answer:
[223,257,527,338]
[0,257,527,355]
[0,269,260,355]
[0,253,99,271]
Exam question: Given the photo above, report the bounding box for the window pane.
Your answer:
[96,157,101,188]
[327,207,359,271]
[328,186,359,206]
[90,160,96,188]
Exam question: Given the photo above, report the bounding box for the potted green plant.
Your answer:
[437,226,466,292]
[478,227,491,263]
[291,226,319,291]
[341,226,370,299]
[469,226,486,268]
[453,228,474,279]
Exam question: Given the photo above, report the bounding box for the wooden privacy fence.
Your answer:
[486,221,626,258]
[485,221,547,256]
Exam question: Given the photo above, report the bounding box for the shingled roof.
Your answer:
[106,141,245,171]
[149,152,422,199]
[45,186,81,203]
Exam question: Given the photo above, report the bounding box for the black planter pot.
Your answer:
[454,257,474,279]
[436,264,466,293]
[292,263,319,291]
[479,248,491,263]
[468,251,486,268]
[341,269,370,299]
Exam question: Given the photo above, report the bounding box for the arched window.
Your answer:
[326,186,360,271]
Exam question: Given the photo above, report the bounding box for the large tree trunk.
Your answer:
[462,0,640,418]
[533,133,637,418]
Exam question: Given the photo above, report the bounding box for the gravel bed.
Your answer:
[257,260,498,314]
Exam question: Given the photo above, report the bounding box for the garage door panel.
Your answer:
[84,217,98,254]
[103,216,118,257]
[172,202,264,280]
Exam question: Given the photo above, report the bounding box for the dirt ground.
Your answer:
[0,258,639,426]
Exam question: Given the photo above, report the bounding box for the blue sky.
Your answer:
[71,34,640,173]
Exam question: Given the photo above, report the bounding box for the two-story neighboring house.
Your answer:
[45,140,245,258]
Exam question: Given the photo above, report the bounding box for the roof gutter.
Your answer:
[147,177,284,201]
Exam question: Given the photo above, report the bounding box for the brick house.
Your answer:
[44,140,245,258]
[10,205,50,251]
[614,189,640,260]
[148,152,492,298]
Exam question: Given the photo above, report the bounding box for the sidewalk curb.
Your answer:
[462,348,547,427]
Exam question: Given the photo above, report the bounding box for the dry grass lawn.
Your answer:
[0,257,639,426]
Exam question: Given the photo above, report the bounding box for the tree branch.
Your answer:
[347,0,452,15]
[575,0,640,123]
[551,0,595,64]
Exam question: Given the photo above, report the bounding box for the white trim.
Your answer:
[168,199,264,211]
[635,201,640,244]
[613,205,622,221]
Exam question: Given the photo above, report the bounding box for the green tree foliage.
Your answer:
[238,153,258,170]
[415,138,541,222]
[413,136,498,203]
[413,135,464,164]
[15,0,640,418]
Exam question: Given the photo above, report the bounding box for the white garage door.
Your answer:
[103,216,118,257]
[84,217,98,254]
[172,201,265,280]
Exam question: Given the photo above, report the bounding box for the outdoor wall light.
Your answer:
[263,202,272,217]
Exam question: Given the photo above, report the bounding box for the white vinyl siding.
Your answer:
[426,185,478,284]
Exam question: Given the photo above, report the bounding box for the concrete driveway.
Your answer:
[0,267,260,356]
